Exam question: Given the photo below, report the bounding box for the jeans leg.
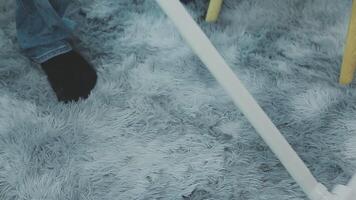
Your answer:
[16,0,75,63]
[48,0,71,16]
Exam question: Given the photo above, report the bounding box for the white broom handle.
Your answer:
[155,0,325,199]
[345,175,356,200]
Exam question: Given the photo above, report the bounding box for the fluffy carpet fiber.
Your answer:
[1,0,356,199]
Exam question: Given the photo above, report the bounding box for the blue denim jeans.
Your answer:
[16,0,76,63]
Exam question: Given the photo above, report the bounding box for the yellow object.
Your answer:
[205,0,223,22]
[340,0,356,85]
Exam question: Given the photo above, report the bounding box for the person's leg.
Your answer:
[16,0,73,63]
[180,0,194,4]
[16,0,97,102]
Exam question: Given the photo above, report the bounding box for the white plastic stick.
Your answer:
[346,176,356,200]
[333,175,356,200]
[154,0,331,199]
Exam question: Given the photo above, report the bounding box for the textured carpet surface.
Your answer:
[1,0,356,199]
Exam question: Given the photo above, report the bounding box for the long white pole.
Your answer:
[345,175,356,200]
[154,0,333,199]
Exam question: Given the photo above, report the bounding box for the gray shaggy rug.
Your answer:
[1,0,356,199]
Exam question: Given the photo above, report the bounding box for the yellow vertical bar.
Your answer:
[205,0,223,22]
[340,0,356,85]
